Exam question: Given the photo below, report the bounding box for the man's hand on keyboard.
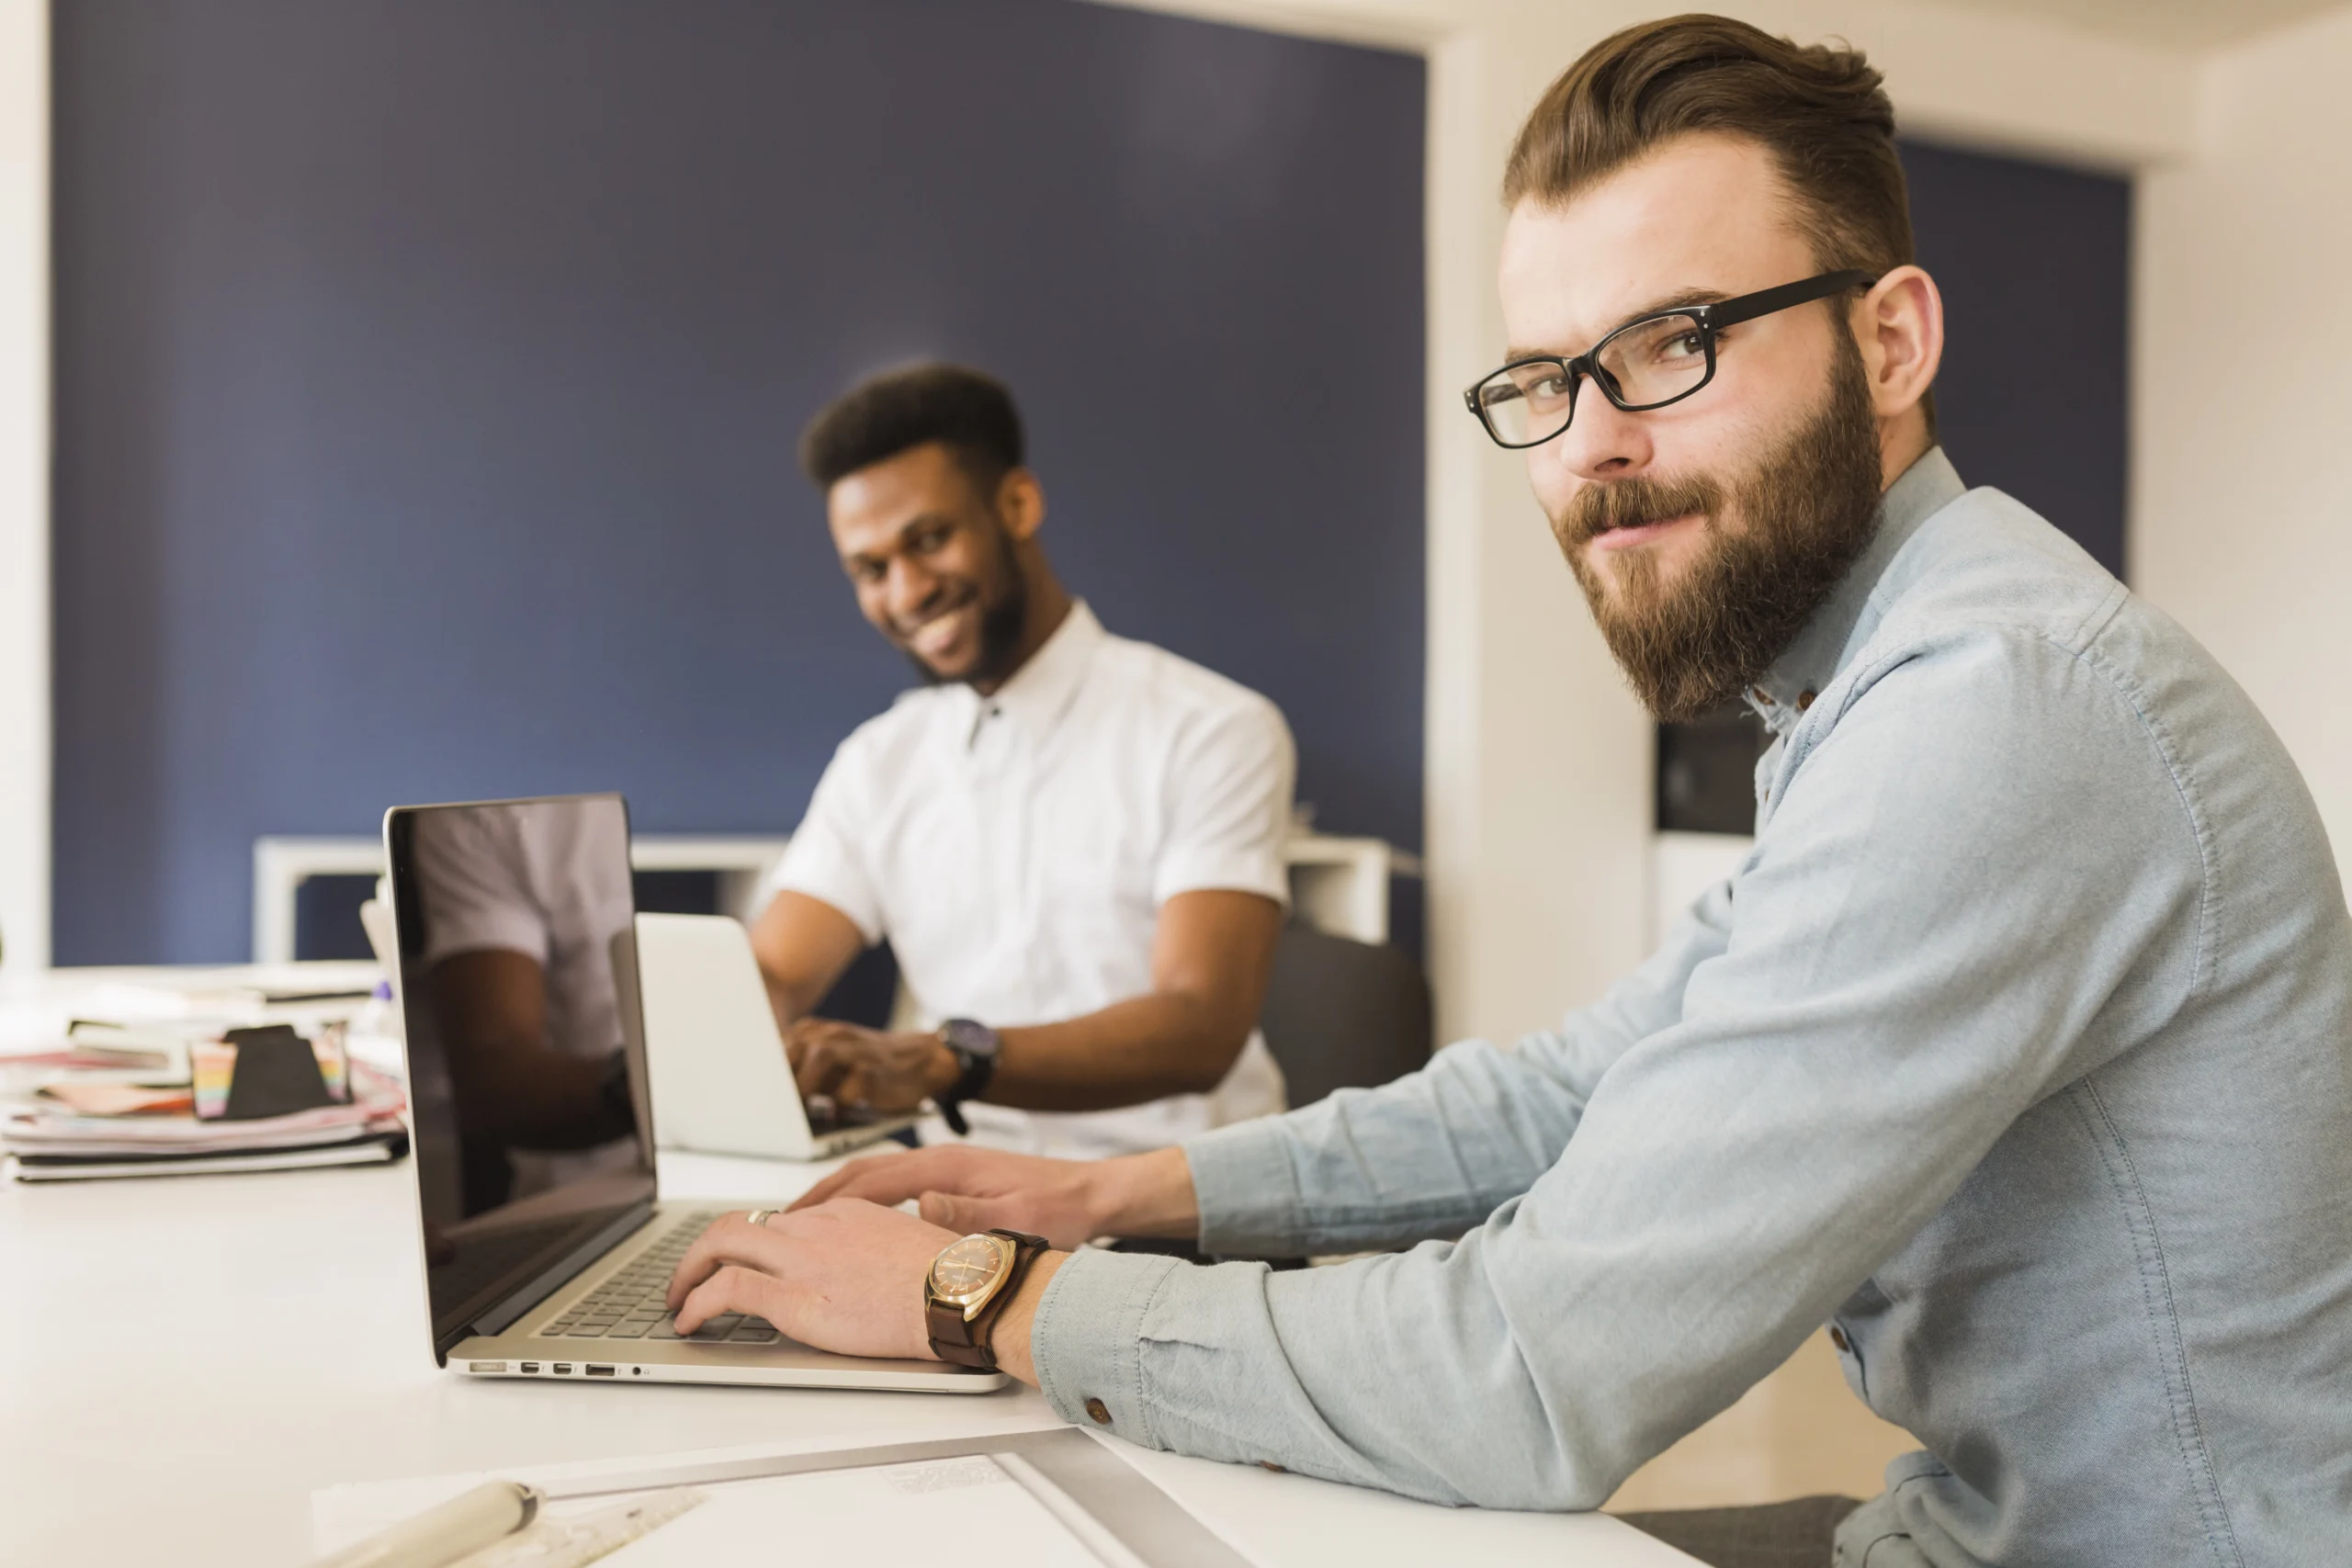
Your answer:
[788,1143,1199,1252]
[664,1201,958,1361]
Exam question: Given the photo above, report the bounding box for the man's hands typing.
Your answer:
[663,1147,1194,1382]
[788,1143,1201,1252]
[663,1201,956,1360]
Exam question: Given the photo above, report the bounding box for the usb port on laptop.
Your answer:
[587,1365,616,1377]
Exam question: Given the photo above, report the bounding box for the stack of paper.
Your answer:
[3,1059,407,1182]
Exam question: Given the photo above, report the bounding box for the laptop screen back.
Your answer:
[385,795,656,1352]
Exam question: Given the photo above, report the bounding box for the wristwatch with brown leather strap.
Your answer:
[924,1228,1051,1370]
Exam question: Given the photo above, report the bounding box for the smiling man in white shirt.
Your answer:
[751,363,1296,1158]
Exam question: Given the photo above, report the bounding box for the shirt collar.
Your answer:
[962,599,1104,749]
[1745,446,1966,733]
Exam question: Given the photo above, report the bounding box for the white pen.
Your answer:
[308,1479,540,1568]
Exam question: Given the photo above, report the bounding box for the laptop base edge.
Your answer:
[448,1335,1008,1393]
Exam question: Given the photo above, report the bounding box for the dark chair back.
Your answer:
[1258,922,1434,1109]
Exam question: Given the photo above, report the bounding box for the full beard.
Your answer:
[967,565,1031,686]
[1555,333,1886,723]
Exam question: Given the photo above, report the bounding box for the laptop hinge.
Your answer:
[437,1201,657,1360]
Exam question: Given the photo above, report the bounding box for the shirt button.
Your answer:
[1829,1325,1851,1353]
[1749,684,1773,705]
[1084,1398,1113,1426]
[1797,690,1816,713]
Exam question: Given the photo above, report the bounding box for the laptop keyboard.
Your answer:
[539,1210,783,1344]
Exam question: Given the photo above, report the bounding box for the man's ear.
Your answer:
[1856,265,1943,423]
[995,468,1047,542]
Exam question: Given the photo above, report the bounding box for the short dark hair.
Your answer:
[798,363,1025,493]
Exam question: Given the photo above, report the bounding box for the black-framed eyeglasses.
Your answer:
[1463,269,1876,450]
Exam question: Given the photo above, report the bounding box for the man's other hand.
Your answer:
[789,1144,1199,1251]
[664,1201,955,1359]
[785,1018,956,1111]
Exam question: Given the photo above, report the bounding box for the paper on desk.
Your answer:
[316,1419,1227,1568]
[4,1060,403,1153]
[33,1080,194,1116]
[310,1416,1710,1568]
[311,1417,1074,1554]
[581,1459,1109,1568]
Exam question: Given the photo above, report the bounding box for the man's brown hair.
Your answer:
[1506,17,1929,425]
[1506,14,1912,271]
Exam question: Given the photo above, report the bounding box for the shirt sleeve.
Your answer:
[1032,627,2204,1508]
[1152,692,1296,909]
[768,734,887,944]
[1182,875,1736,1257]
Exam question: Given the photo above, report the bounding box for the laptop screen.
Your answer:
[386,795,657,1353]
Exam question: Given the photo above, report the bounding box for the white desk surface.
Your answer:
[0,965,1691,1567]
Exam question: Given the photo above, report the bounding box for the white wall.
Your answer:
[0,0,44,976]
[2135,6,2352,886]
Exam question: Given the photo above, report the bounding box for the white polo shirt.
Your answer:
[771,602,1295,1158]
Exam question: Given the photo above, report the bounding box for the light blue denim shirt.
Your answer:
[1031,449,2352,1566]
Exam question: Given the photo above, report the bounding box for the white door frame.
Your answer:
[0,0,48,975]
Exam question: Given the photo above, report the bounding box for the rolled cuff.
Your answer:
[1032,1247,1187,1446]
[1152,849,1291,911]
[1183,1119,1310,1258]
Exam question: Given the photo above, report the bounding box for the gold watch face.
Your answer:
[929,1233,1012,1314]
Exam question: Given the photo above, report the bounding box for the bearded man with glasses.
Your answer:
[658,17,2352,1568]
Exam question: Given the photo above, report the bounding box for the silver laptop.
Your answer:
[384,794,1001,1393]
[634,912,914,1161]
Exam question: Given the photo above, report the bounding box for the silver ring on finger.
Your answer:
[743,1208,778,1229]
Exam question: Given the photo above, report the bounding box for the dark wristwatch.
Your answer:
[935,1018,1001,1137]
[924,1228,1050,1370]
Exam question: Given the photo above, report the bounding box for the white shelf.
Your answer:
[252,830,1419,963]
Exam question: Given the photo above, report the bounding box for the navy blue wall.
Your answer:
[52,0,1426,964]
[1902,141,2130,578]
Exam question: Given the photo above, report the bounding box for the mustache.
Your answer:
[1556,472,1724,547]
